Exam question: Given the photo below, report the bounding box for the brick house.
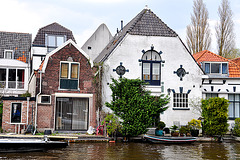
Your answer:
[28,39,96,133]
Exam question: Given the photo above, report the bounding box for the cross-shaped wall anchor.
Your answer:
[174,65,189,81]
[113,62,129,78]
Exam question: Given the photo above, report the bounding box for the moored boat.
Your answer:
[0,136,68,153]
[143,134,197,144]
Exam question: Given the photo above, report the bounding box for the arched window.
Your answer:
[140,48,162,85]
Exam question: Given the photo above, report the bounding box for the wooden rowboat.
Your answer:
[143,135,197,144]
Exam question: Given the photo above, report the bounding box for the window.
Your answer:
[0,69,6,88]
[60,62,79,90]
[206,93,218,99]
[40,95,51,104]
[4,50,13,59]
[11,103,22,123]
[141,50,161,85]
[0,68,24,89]
[55,97,88,131]
[46,35,66,52]
[173,93,188,108]
[228,94,240,119]
[203,62,228,75]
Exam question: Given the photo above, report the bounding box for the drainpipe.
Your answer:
[26,97,30,125]
[34,71,42,134]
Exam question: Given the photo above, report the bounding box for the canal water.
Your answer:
[0,142,240,160]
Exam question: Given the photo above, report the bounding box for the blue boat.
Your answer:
[143,135,197,144]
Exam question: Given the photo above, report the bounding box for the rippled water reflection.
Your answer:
[1,142,240,160]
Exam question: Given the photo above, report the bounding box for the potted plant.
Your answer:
[155,121,165,136]
[170,125,179,137]
[188,119,201,137]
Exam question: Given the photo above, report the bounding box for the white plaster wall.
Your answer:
[32,46,47,70]
[81,24,113,61]
[101,34,203,127]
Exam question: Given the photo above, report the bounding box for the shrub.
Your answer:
[233,118,240,136]
[201,97,229,136]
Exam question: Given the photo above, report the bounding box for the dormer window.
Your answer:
[4,50,13,59]
[46,34,66,52]
[203,62,228,75]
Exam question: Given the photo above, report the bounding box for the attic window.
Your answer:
[203,62,228,75]
[4,50,13,59]
[46,34,66,52]
[88,46,92,50]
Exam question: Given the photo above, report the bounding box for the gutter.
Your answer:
[34,71,42,134]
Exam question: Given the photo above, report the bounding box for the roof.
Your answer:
[40,39,92,72]
[0,31,31,63]
[32,22,76,47]
[193,50,240,77]
[94,8,178,63]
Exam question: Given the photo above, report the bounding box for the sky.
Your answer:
[1,0,240,53]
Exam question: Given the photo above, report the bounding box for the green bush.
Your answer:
[105,78,169,137]
[101,113,120,136]
[201,97,229,136]
[233,118,240,136]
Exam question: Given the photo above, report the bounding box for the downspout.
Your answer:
[26,97,30,125]
[34,71,42,134]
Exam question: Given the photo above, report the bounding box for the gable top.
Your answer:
[33,22,76,46]
[94,8,178,63]
[40,39,92,72]
[193,50,240,78]
[0,31,31,63]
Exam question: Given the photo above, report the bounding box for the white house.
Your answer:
[93,8,204,128]
[193,50,240,128]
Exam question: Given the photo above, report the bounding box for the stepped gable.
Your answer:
[33,22,76,46]
[94,8,178,63]
[193,50,240,77]
[0,31,31,63]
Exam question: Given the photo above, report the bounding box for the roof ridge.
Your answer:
[40,22,71,32]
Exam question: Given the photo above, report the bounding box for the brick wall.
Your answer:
[36,44,97,131]
[2,99,35,133]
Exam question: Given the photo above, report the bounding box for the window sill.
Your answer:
[172,108,190,110]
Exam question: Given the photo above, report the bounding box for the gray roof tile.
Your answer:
[94,9,178,63]
[0,31,32,63]
[33,22,76,46]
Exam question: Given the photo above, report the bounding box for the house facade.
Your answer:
[28,39,97,132]
[193,50,240,127]
[94,8,204,128]
[0,31,31,96]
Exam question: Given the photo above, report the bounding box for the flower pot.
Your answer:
[191,130,199,137]
[171,132,179,137]
[155,129,164,136]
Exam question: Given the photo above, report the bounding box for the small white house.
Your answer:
[193,50,240,128]
[93,8,204,128]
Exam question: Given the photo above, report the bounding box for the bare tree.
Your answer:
[186,0,211,54]
[216,0,235,58]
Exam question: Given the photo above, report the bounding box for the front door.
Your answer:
[55,97,89,131]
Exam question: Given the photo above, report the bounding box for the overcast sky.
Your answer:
[1,0,240,53]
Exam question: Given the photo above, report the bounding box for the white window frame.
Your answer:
[45,34,66,49]
[59,61,80,90]
[10,102,22,124]
[39,95,51,104]
[203,62,228,75]
[4,50,14,59]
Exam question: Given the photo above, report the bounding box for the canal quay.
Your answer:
[0,133,240,159]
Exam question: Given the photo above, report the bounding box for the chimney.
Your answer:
[121,20,123,31]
